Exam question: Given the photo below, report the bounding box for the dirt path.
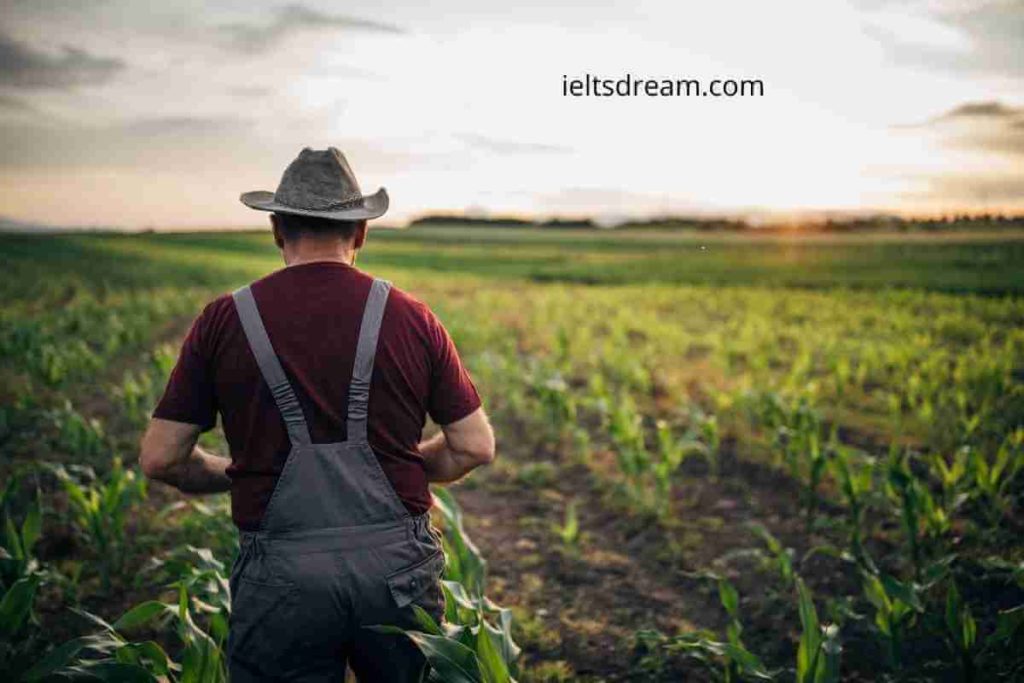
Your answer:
[446,421,846,681]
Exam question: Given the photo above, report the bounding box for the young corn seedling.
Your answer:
[684,406,720,479]
[929,447,970,525]
[830,447,876,572]
[0,472,45,677]
[48,458,147,591]
[607,396,652,510]
[551,500,580,552]
[534,370,578,445]
[966,429,1024,530]
[795,577,842,683]
[944,580,978,682]
[861,570,923,670]
[885,447,927,579]
[652,420,688,519]
[48,401,106,460]
[1,470,43,589]
[747,522,794,587]
[760,393,829,526]
[641,572,775,681]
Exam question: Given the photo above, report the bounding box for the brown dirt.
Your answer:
[446,420,869,681]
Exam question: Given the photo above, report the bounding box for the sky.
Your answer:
[0,0,1021,228]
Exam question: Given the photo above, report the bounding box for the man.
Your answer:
[139,147,496,681]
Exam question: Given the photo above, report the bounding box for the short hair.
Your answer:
[273,212,363,242]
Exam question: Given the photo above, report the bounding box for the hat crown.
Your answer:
[273,147,364,211]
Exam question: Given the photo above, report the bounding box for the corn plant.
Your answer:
[23,582,227,682]
[377,488,520,682]
[944,580,978,681]
[861,570,923,669]
[372,601,519,683]
[114,368,159,427]
[751,392,832,525]
[0,473,45,677]
[675,405,721,478]
[48,458,147,591]
[158,498,238,565]
[795,578,841,683]
[606,396,652,507]
[443,582,520,678]
[966,429,1024,529]
[47,401,106,460]
[551,500,580,552]
[1,472,43,591]
[652,421,683,517]
[433,487,487,598]
[884,448,930,579]
[747,523,794,587]
[531,369,577,444]
[639,572,774,681]
[928,447,971,528]
[830,448,876,571]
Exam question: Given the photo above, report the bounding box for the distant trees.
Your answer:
[406,213,1024,233]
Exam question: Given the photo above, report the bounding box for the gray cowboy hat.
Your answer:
[240,147,388,220]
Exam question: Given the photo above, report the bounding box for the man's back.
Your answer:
[153,261,481,530]
[140,147,495,681]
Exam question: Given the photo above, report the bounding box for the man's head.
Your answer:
[269,212,369,264]
[240,147,388,264]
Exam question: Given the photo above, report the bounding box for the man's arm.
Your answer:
[139,417,231,494]
[420,407,496,483]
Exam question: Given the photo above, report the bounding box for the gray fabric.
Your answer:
[239,147,389,220]
[232,286,311,446]
[227,275,443,682]
[229,515,444,682]
[347,278,392,442]
[259,441,411,533]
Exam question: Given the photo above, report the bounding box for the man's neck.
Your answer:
[282,239,357,267]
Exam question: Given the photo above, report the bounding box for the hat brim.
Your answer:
[239,187,389,220]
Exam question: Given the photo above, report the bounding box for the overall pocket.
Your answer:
[385,549,446,621]
[228,575,299,673]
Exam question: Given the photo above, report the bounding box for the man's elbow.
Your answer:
[139,431,174,482]
[472,431,497,465]
[138,445,166,481]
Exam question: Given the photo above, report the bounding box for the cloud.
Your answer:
[935,101,1022,121]
[0,31,124,89]
[229,85,273,98]
[864,0,1024,77]
[220,3,404,54]
[913,174,1024,205]
[0,94,36,111]
[0,114,254,169]
[458,133,572,155]
[535,187,710,220]
[915,100,1024,158]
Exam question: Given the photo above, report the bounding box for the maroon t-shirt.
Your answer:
[153,261,482,531]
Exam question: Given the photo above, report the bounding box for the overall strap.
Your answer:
[347,278,392,442]
[232,285,311,446]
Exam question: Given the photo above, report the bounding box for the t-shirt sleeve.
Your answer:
[152,303,218,431]
[425,311,482,426]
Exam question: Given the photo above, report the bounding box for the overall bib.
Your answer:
[227,278,446,682]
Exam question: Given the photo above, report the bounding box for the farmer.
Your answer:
[139,147,496,681]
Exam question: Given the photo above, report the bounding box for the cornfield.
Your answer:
[1,227,1023,681]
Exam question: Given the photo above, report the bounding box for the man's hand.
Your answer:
[420,407,496,483]
[139,418,231,494]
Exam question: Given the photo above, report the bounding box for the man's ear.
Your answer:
[352,220,369,250]
[270,214,285,249]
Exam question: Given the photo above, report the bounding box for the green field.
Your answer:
[2,227,1023,681]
